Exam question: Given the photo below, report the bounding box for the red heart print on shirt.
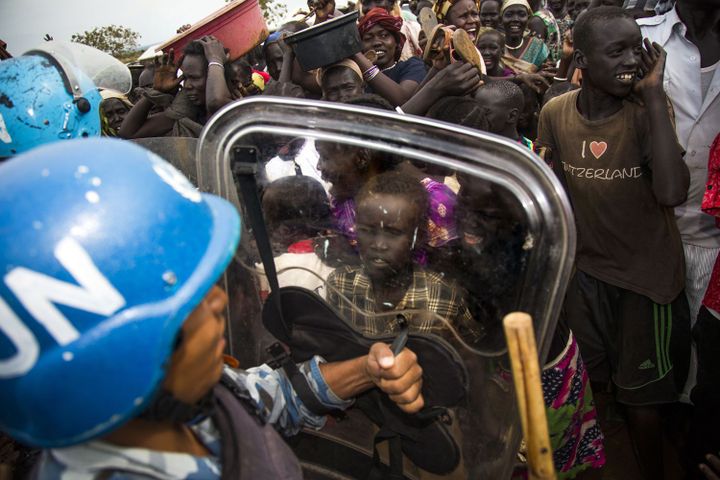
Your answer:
[590,141,608,159]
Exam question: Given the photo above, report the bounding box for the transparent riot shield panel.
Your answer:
[197,97,575,479]
[132,138,198,186]
[26,41,133,95]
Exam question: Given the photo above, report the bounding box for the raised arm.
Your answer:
[118,97,176,139]
[278,35,296,83]
[118,52,181,139]
[291,57,322,95]
[635,39,689,206]
[401,62,480,115]
[198,36,235,115]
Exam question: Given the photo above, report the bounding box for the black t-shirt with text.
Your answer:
[537,90,684,304]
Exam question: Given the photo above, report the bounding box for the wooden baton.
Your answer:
[503,312,556,480]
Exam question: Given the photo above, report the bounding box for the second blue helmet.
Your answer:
[0,50,102,157]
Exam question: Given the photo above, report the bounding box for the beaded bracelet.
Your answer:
[363,65,380,82]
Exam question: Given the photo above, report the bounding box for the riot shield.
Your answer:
[196,97,575,479]
[26,41,133,95]
[132,137,198,186]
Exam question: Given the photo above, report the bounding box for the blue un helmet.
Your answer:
[0,42,131,158]
[0,138,241,447]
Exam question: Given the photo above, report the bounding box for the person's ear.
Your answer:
[507,107,520,125]
[574,48,587,70]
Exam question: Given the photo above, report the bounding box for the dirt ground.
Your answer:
[582,392,691,480]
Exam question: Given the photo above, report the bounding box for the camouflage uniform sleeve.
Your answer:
[223,357,354,437]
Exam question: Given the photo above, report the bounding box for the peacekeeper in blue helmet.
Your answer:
[0,41,132,158]
[0,138,424,479]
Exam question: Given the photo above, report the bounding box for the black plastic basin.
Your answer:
[285,11,361,71]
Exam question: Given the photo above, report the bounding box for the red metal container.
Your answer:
[158,0,268,62]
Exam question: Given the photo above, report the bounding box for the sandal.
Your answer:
[419,6,439,39]
[423,24,453,66]
[451,28,487,75]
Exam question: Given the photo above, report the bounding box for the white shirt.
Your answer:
[639,8,720,248]
[702,62,718,100]
[256,251,334,299]
[264,139,331,195]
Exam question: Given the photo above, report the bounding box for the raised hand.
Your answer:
[153,49,183,94]
[634,38,666,99]
[433,61,482,96]
[198,35,228,65]
[277,32,292,56]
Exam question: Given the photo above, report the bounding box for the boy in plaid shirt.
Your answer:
[327,171,479,341]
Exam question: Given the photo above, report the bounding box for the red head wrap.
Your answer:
[357,7,406,61]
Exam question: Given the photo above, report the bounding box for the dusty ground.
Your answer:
[583,392,690,480]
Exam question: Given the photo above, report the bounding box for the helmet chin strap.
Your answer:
[137,388,216,424]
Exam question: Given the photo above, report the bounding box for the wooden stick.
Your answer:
[503,312,556,480]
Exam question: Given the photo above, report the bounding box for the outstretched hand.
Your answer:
[366,343,424,414]
[153,49,183,94]
[433,62,482,96]
[634,38,666,99]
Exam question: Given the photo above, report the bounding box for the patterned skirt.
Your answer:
[542,332,606,478]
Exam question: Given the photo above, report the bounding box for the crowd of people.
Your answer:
[0,0,718,478]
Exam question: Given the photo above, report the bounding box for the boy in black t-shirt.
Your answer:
[536,7,690,479]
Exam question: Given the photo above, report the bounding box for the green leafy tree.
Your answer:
[259,0,288,25]
[226,0,288,27]
[71,25,141,58]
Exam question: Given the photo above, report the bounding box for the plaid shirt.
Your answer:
[327,266,480,341]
